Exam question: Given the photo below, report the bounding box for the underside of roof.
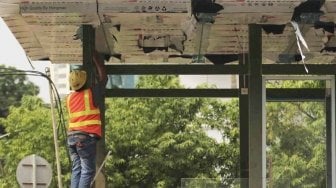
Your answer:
[1,0,336,64]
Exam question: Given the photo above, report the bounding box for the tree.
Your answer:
[266,80,326,187]
[0,96,70,187]
[0,75,328,187]
[104,75,240,187]
[0,65,39,133]
[0,74,241,187]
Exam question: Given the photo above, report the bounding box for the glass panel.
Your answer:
[106,74,238,89]
[266,101,326,187]
[106,96,240,187]
[180,75,238,89]
[265,79,327,187]
[266,79,325,88]
[106,75,138,89]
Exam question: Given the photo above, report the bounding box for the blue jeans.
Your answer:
[68,134,97,188]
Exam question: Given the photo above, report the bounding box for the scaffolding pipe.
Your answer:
[46,67,63,188]
[90,151,111,188]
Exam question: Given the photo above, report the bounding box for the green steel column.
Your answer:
[82,25,94,85]
[248,24,264,188]
[82,25,106,188]
[239,53,249,188]
[326,88,332,188]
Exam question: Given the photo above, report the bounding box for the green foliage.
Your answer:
[267,101,326,187]
[266,80,325,89]
[0,65,39,118]
[104,75,239,187]
[0,74,329,188]
[266,79,327,187]
[136,75,181,89]
[0,96,70,187]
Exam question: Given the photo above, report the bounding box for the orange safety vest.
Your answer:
[66,88,101,137]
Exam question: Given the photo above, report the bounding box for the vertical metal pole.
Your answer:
[324,76,336,188]
[330,76,336,188]
[82,25,106,188]
[33,154,36,188]
[327,85,332,188]
[82,25,94,85]
[248,24,264,188]
[262,75,267,187]
[46,67,63,188]
[239,53,249,188]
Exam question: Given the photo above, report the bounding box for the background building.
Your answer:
[50,63,71,99]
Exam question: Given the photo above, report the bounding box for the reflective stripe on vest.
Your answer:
[67,89,101,129]
[69,120,101,128]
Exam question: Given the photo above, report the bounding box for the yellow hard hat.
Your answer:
[69,70,87,90]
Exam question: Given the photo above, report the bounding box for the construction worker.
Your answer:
[66,50,107,188]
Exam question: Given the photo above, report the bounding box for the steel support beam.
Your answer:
[248,24,264,188]
[106,88,238,98]
[106,88,326,100]
[83,25,106,188]
[105,64,245,75]
[83,25,95,86]
[326,90,332,188]
[262,64,336,75]
[239,54,249,188]
[326,77,336,188]
[266,88,326,101]
[105,64,336,75]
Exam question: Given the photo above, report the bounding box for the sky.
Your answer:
[0,18,51,103]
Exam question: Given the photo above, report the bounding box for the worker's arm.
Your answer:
[93,50,108,86]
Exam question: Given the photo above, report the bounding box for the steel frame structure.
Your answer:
[83,24,336,188]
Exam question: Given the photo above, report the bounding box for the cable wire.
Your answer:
[0,67,71,163]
